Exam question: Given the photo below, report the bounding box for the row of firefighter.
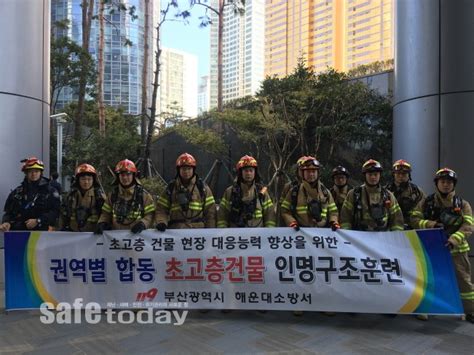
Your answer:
[1,154,471,236]
[0,154,473,322]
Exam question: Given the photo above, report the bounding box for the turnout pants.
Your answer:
[452,252,474,314]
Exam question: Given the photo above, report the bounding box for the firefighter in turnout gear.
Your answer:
[60,164,106,232]
[330,165,353,213]
[217,155,276,228]
[280,156,339,231]
[385,159,425,229]
[0,157,60,232]
[96,159,155,234]
[411,168,474,323]
[340,159,404,231]
[155,153,216,230]
[280,156,339,317]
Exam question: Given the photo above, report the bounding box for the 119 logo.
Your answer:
[136,288,158,302]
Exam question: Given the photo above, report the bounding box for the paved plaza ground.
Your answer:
[0,282,473,355]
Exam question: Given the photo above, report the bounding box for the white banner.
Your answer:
[4,228,463,314]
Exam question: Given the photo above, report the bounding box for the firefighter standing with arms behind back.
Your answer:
[330,165,353,214]
[217,155,276,228]
[60,163,106,232]
[340,159,404,231]
[385,159,425,230]
[155,153,216,231]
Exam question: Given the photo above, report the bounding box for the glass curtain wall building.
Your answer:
[51,0,157,114]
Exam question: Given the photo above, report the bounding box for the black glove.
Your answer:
[156,223,167,232]
[94,222,109,235]
[131,222,146,234]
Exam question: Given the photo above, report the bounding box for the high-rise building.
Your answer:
[198,75,211,115]
[209,0,265,108]
[265,0,393,77]
[51,0,159,114]
[160,48,198,121]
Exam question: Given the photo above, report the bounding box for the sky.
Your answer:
[160,4,210,79]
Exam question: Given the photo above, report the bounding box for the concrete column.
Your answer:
[0,0,51,212]
[394,0,474,258]
[393,0,474,205]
